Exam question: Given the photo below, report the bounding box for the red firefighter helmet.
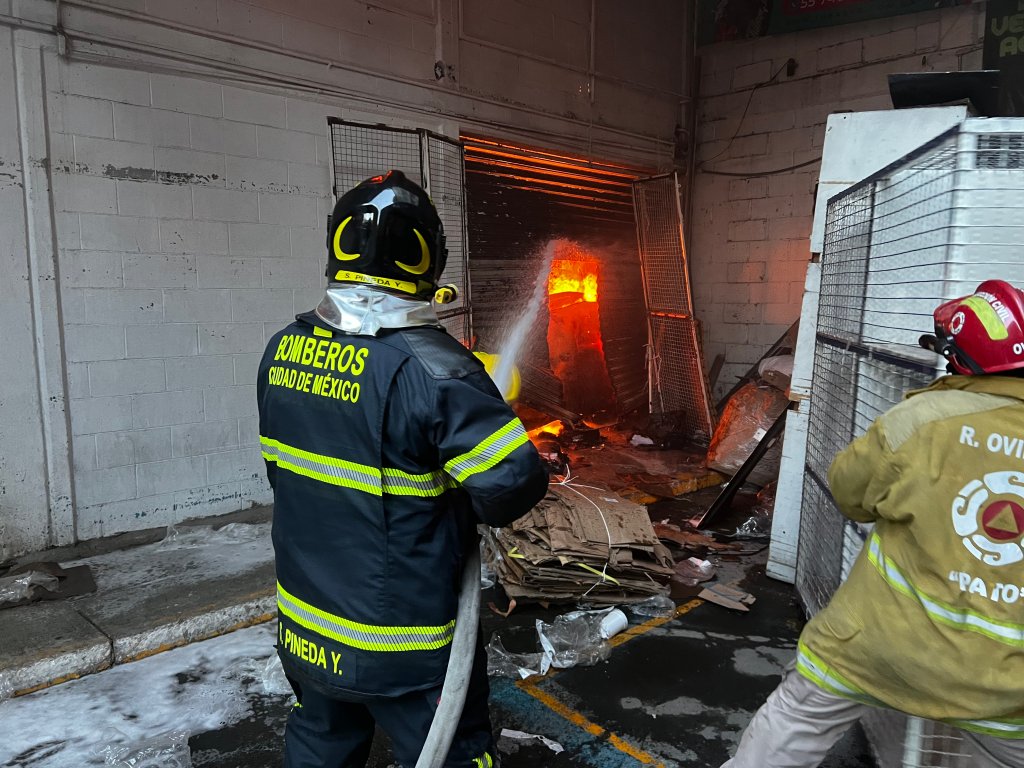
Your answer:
[920,280,1024,375]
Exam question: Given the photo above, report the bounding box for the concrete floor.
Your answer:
[0,436,878,767]
[180,557,875,768]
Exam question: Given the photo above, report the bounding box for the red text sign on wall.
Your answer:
[780,0,870,17]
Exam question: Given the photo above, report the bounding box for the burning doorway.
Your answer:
[463,135,650,421]
[546,248,616,418]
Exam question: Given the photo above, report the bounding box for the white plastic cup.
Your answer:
[599,608,628,639]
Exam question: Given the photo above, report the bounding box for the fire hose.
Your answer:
[414,543,482,768]
[414,300,507,767]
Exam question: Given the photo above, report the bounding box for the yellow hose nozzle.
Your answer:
[472,351,521,403]
[434,284,458,305]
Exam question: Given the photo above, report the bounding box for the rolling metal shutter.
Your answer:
[462,134,650,415]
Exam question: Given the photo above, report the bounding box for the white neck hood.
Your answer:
[314,284,441,336]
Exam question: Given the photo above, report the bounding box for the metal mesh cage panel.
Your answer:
[862,710,911,768]
[427,133,471,341]
[329,122,422,191]
[863,712,975,768]
[633,173,713,440]
[647,315,713,438]
[633,175,693,315]
[796,118,1024,767]
[328,119,471,343]
[796,472,846,615]
[911,721,975,768]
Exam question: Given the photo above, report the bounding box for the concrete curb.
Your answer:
[2,589,276,697]
[0,510,277,698]
[114,595,276,665]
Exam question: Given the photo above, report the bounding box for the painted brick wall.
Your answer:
[53,65,344,538]
[68,0,685,165]
[691,4,985,399]
[1,0,688,553]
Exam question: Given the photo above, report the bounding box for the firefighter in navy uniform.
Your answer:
[257,170,548,768]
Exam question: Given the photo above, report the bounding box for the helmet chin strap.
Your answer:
[919,333,985,375]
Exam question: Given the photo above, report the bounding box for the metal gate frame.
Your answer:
[327,118,473,344]
[797,118,1024,768]
[632,171,715,441]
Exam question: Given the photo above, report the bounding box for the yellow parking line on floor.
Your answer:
[514,598,704,766]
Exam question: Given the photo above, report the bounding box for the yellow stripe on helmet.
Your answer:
[333,270,418,295]
[963,295,1010,341]
[395,228,431,275]
[332,216,361,261]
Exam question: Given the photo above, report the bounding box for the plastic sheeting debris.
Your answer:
[0,561,96,610]
[0,570,59,607]
[736,509,772,538]
[480,548,496,590]
[499,729,565,754]
[486,634,550,680]
[487,607,630,677]
[99,729,192,767]
[706,382,788,488]
[625,594,676,619]
[734,482,776,538]
[536,609,613,669]
[629,434,654,447]
[674,557,716,587]
[758,355,794,392]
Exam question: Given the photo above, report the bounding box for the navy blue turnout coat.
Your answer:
[257,311,548,696]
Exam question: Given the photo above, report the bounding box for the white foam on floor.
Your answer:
[0,624,285,767]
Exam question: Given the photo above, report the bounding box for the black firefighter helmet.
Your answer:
[325,170,447,301]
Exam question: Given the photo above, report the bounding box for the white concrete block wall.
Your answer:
[53,63,343,540]
[2,0,687,553]
[691,4,985,399]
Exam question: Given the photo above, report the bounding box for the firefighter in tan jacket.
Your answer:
[723,280,1024,768]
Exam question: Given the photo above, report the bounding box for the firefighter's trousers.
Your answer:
[282,640,495,768]
[722,669,1024,768]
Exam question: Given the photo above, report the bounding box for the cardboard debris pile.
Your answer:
[485,484,674,605]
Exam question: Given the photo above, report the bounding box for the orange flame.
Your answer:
[548,260,598,303]
[527,420,565,440]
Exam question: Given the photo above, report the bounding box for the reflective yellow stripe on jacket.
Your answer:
[261,436,454,497]
[796,641,885,707]
[278,582,455,652]
[945,717,1024,738]
[798,641,1024,736]
[866,533,1024,649]
[444,418,528,482]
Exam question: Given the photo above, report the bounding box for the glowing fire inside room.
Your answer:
[526,420,565,441]
[548,259,599,303]
[546,251,616,418]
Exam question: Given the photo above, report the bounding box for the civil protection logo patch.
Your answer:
[952,471,1024,566]
[950,311,966,336]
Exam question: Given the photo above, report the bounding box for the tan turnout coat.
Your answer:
[799,375,1024,737]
